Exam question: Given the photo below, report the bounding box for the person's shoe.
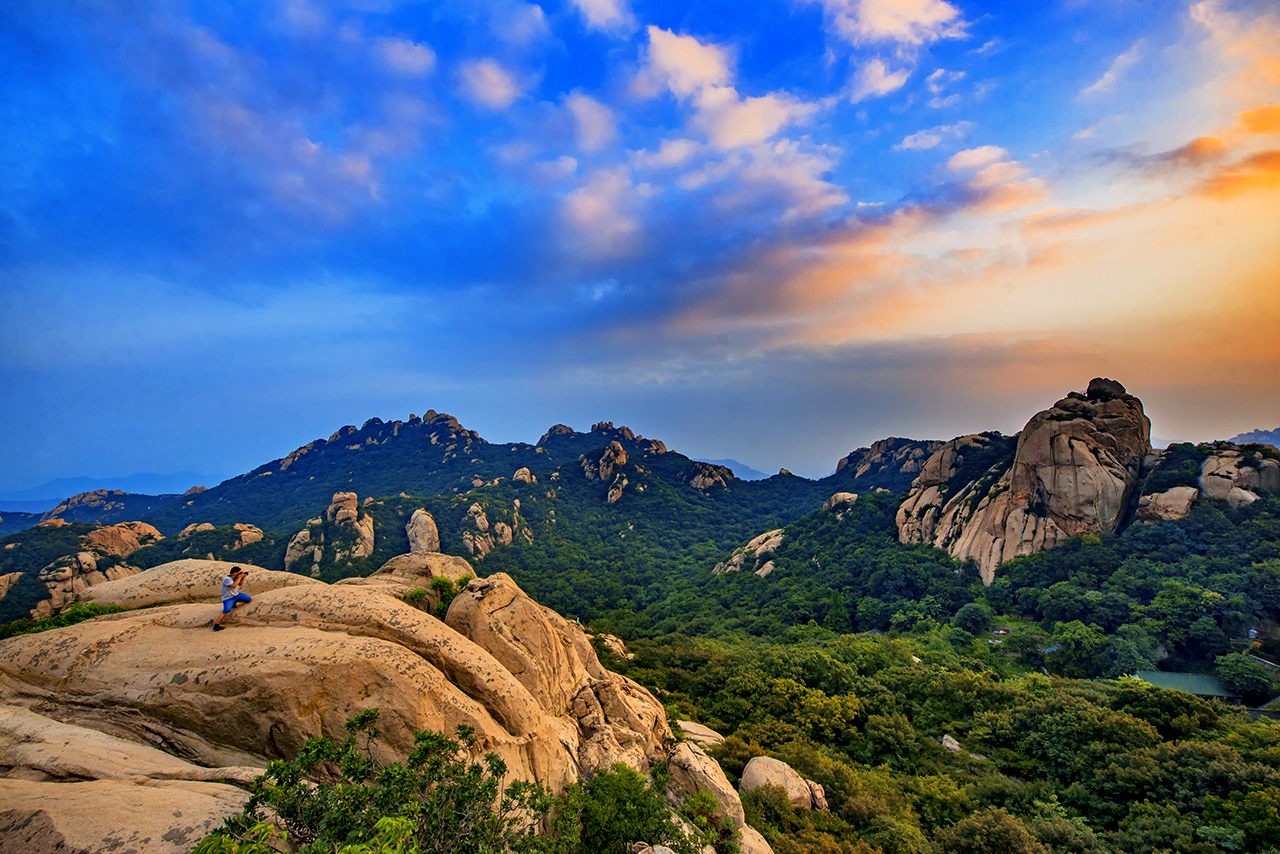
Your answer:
[213,624,225,632]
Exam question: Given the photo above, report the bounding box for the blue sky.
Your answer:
[2,0,1279,490]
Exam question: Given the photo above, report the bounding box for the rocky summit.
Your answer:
[897,378,1152,582]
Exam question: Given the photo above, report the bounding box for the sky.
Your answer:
[1,0,1279,490]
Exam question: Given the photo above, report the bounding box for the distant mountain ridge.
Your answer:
[1230,428,1280,447]
[696,458,770,480]
[0,471,211,506]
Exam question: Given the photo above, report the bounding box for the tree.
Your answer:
[952,603,993,635]
[1217,653,1277,704]
[202,709,554,854]
[1044,622,1111,679]
[934,808,1048,854]
[824,590,852,633]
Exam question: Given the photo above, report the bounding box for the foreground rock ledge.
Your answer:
[0,557,758,854]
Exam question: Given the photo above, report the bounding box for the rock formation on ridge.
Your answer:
[897,378,1151,582]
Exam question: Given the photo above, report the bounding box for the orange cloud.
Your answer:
[1241,103,1280,134]
[1198,148,1280,197]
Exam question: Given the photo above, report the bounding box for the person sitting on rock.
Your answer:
[213,567,251,631]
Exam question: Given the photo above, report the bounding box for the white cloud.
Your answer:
[947,145,1008,170]
[740,140,849,219]
[1078,41,1144,98]
[490,1,550,45]
[563,167,642,256]
[376,37,436,76]
[636,28,817,149]
[635,26,732,99]
[816,0,966,47]
[694,87,818,149]
[928,93,960,108]
[895,120,973,150]
[1072,114,1123,140]
[925,67,964,93]
[632,138,700,168]
[565,92,617,152]
[851,57,910,101]
[458,59,522,109]
[969,160,1027,187]
[569,0,636,34]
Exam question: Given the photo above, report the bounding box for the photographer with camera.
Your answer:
[213,566,252,631]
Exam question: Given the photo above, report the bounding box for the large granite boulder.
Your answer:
[739,756,824,811]
[667,741,745,828]
[1137,486,1200,522]
[0,704,259,853]
[897,379,1151,582]
[446,573,671,774]
[406,508,441,553]
[83,559,317,609]
[0,561,678,822]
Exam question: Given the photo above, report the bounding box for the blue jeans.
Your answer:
[222,592,252,613]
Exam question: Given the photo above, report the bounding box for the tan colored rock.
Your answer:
[232,523,264,549]
[1137,486,1200,522]
[1228,487,1259,509]
[739,825,775,854]
[667,741,745,828]
[714,529,783,575]
[447,573,671,774]
[0,572,21,600]
[740,756,815,810]
[677,720,725,748]
[942,734,962,752]
[897,379,1151,583]
[513,467,537,484]
[494,522,513,546]
[0,704,262,787]
[806,780,828,810]
[823,492,858,511]
[597,633,636,662]
[0,776,250,854]
[82,559,318,610]
[582,442,628,482]
[328,491,360,524]
[178,522,215,540]
[285,525,321,570]
[83,521,163,558]
[468,502,490,532]
[836,438,943,480]
[607,475,628,504]
[406,508,441,553]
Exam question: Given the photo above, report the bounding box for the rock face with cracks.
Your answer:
[897,378,1151,583]
[0,557,713,854]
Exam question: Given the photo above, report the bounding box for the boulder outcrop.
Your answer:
[446,573,671,775]
[83,559,317,610]
[714,529,784,575]
[406,508,441,553]
[582,441,629,482]
[823,492,857,512]
[739,756,825,811]
[677,720,725,747]
[0,560,684,838]
[328,492,375,562]
[897,379,1152,582]
[28,521,167,618]
[684,462,733,490]
[1137,486,1200,522]
[835,438,944,491]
